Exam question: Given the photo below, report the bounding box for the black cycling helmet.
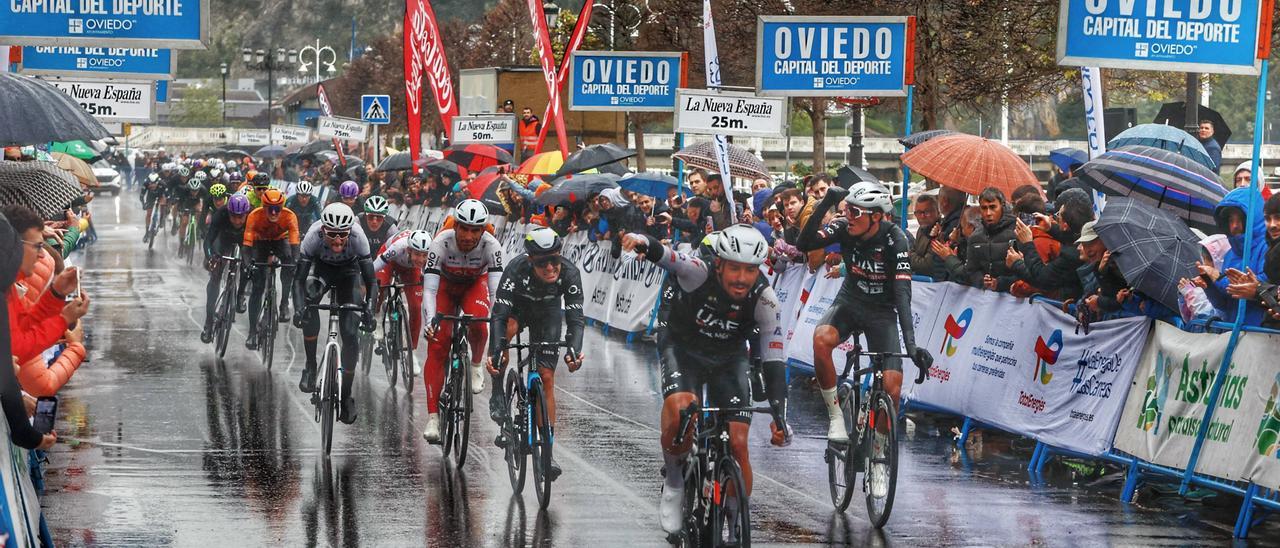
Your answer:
[251,171,270,185]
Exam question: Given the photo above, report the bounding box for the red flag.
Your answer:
[526,0,572,159]
[404,0,459,165]
[533,0,595,154]
[315,83,347,167]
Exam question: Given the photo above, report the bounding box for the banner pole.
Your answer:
[1179,58,1270,493]
[899,85,914,231]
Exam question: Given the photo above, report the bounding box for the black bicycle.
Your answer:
[497,338,574,510]
[671,395,772,547]
[434,314,489,468]
[824,341,920,528]
[376,278,418,390]
[253,258,291,370]
[309,295,365,456]
[144,202,162,251]
[211,246,244,358]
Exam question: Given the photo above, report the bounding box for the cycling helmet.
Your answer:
[407,230,432,253]
[363,195,389,215]
[187,178,203,190]
[339,180,360,199]
[262,188,285,207]
[295,181,314,196]
[146,173,160,183]
[844,181,894,214]
[524,227,562,256]
[209,183,228,198]
[227,159,238,168]
[252,171,271,185]
[209,167,223,179]
[713,224,768,265]
[192,170,208,181]
[227,194,251,215]
[321,203,357,231]
[228,172,243,183]
[192,159,205,169]
[161,162,175,171]
[453,199,488,227]
[177,165,190,177]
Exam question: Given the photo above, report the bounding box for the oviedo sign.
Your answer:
[755,16,915,97]
[568,51,686,112]
[673,89,788,138]
[0,0,209,49]
[20,46,173,79]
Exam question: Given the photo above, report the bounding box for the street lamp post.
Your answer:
[219,62,228,126]
[593,0,643,50]
[297,39,338,84]
[242,46,298,127]
[543,1,560,30]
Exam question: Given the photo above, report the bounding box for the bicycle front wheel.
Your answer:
[864,391,899,529]
[504,369,527,494]
[530,377,553,509]
[214,282,233,358]
[453,346,473,468]
[710,456,751,548]
[396,302,415,388]
[827,383,857,512]
[382,310,399,387]
[260,287,276,370]
[320,348,339,456]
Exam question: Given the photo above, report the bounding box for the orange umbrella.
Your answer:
[50,151,95,187]
[517,152,564,176]
[901,134,1037,197]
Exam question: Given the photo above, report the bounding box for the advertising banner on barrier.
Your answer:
[270,124,310,145]
[579,241,614,323]
[20,46,173,79]
[609,253,665,333]
[45,77,154,123]
[0,0,208,49]
[569,51,684,112]
[755,16,914,97]
[674,88,788,138]
[771,263,807,343]
[1055,0,1266,75]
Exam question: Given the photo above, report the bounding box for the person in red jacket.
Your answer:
[0,207,59,450]
[2,205,88,363]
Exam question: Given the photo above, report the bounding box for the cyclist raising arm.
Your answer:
[622,224,790,536]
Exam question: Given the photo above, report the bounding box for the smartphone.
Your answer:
[32,396,57,434]
[1018,213,1037,226]
[67,267,81,301]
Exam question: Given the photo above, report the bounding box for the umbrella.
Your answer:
[618,172,678,199]
[517,152,565,177]
[1093,197,1203,312]
[297,140,337,156]
[49,140,98,161]
[420,158,468,181]
[899,134,1037,197]
[220,148,254,159]
[672,141,770,180]
[535,173,621,206]
[1153,102,1231,147]
[376,151,433,172]
[0,73,111,147]
[49,152,95,187]
[835,165,878,188]
[1048,148,1088,173]
[465,172,510,214]
[898,129,958,150]
[1075,145,1227,231]
[1106,124,1215,171]
[256,144,287,159]
[0,160,86,218]
[554,143,636,177]
[443,144,514,172]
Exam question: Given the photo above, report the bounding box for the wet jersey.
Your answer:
[299,221,371,266]
[489,254,586,355]
[373,230,417,271]
[799,217,912,309]
[204,207,246,257]
[422,229,503,320]
[243,207,300,246]
[359,213,398,255]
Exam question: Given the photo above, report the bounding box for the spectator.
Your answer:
[1198,120,1223,172]
[750,188,776,244]
[776,188,807,245]
[936,186,968,243]
[633,193,672,240]
[13,248,84,397]
[1231,160,1273,199]
[1007,188,1093,302]
[751,178,771,193]
[1197,188,1271,325]
[687,168,708,198]
[964,187,1019,290]
[931,205,981,281]
[1248,194,1280,327]
[518,107,542,160]
[672,197,711,243]
[0,212,56,451]
[501,99,515,114]
[908,194,941,278]
[3,205,87,364]
[703,174,733,230]
[594,188,640,257]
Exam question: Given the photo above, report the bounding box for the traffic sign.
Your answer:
[361,95,391,125]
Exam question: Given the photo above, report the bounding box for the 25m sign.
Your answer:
[45,77,154,123]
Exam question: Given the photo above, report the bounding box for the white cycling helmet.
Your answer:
[295,181,314,196]
[192,170,208,181]
[363,195,389,215]
[407,230,432,253]
[844,181,894,214]
[714,224,768,265]
[146,173,160,183]
[176,165,190,177]
[453,199,488,227]
[320,202,357,231]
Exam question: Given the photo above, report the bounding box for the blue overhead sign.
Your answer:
[1056,0,1265,75]
[755,16,914,97]
[0,0,208,49]
[568,51,685,112]
[156,80,167,102]
[20,46,173,79]
[361,95,391,125]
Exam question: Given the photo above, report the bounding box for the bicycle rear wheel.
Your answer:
[530,377,553,509]
[396,302,415,388]
[864,391,899,529]
[504,369,527,494]
[827,382,858,512]
[320,348,338,456]
[710,456,751,547]
[260,285,276,370]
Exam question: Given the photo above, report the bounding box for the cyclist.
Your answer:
[371,229,430,373]
[203,183,228,229]
[332,180,360,208]
[140,173,165,239]
[358,195,398,254]
[243,188,300,349]
[620,224,790,536]
[419,198,504,444]
[201,194,252,343]
[173,177,205,242]
[485,227,585,480]
[245,171,272,209]
[795,181,933,447]
[292,203,377,425]
[287,181,322,235]
[165,164,190,233]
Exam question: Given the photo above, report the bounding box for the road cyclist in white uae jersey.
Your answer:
[420,199,504,443]
[620,224,792,536]
[371,228,431,376]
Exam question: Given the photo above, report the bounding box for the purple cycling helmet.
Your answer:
[227,194,251,215]
[339,180,359,198]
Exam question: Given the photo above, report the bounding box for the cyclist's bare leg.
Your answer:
[728,422,752,495]
[813,325,840,389]
[538,365,557,427]
[660,392,698,454]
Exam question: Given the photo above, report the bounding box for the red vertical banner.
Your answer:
[533,0,595,154]
[404,0,459,164]
[315,83,347,167]
[404,0,425,165]
[526,0,572,159]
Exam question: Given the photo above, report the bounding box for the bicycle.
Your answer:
[178,211,198,265]
[211,246,244,358]
[144,203,162,251]
[824,340,917,528]
[308,294,365,456]
[496,338,574,510]
[670,393,772,547]
[434,314,490,468]
[253,258,291,370]
[376,278,419,390]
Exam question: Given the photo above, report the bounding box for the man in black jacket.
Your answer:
[1007,188,1093,302]
[964,187,1018,290]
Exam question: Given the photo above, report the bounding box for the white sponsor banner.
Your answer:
[674,88,788,138]
[317,116,370,141]
[450,115,517,145]
[578,241,615,323]
[1229,332,1280,489]
[271,124,310,145]
[46,77,154,123]
[608,253,665,333]
[785,265,844,366]
[236,128,269,146]
[770,262,807,343]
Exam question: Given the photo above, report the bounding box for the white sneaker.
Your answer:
[422,413,441,444]
[828,413,849,444]
[470,363,485,394]
[659,480,685,534]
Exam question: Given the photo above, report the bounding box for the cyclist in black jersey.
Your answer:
[200,194,252,343]
[140,173,165,237]
[485,227,585,480]
[796,181,933,443]
[357,195,397,253]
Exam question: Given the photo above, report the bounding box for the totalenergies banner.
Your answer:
[404,0,458,163]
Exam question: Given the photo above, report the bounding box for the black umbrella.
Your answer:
[535,173,621,206]
[1152,102,1231,147]
[0,73,111,147]
[375,151,437,172]
[1093,197,1203,313]
[554,143,636,177]
[256,144,287,159]
[298,140,337,156]
[220,148,254,159]
[835,165,878,188]
[0,160,86,218]
[898,129,957,150]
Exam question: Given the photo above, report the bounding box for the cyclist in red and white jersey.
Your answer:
[372,229,431,373]
[420,199,504,443]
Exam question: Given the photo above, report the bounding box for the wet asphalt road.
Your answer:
[37,195,1276,546]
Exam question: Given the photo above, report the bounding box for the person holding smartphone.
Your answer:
[1192,188,1271,326]
[0,211,57,451]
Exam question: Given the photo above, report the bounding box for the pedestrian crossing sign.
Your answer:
[361,95,391,125]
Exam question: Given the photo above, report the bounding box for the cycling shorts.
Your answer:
[817,298,902,372]
[509,310,565,370]
[660,343,752,423]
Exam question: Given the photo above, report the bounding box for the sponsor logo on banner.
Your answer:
[1136,352,1176,433]
[1256,374,1280,458]
[1034,329,1063,385]
[940,308,973,357]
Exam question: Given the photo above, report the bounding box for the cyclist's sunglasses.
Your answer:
[266,206,282,215]
[323,230,350,240]
[844,206,868,219]
[253,185,269,191]
[530,255,560,268]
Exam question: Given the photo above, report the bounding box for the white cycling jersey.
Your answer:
[422,228,503,319]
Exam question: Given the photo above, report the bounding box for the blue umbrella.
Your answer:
[1075,145,1227,231]
[1106,124,1215,171]
[618,172,678,199]
[1048,147,1087,172]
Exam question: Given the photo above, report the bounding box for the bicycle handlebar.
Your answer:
[674,401,773,447]
[498,341,574,352]
[308,303,365,312]
[437,314,491,323]
[253,261,296,268]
